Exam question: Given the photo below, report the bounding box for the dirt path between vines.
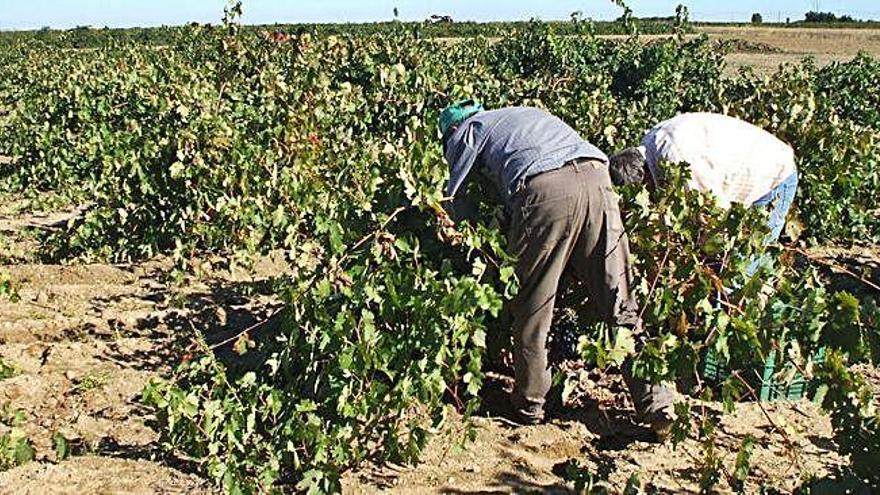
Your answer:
[342,369,870,494]
[0,195,283,493]
[0,196,877,494]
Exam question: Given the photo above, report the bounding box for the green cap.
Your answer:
[439,99,485,139]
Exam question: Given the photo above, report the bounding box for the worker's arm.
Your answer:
[443,123,486,222]
[641,130,670,188]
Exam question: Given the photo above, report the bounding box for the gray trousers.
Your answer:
[506,159,674,421]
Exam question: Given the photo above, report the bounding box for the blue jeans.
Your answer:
[746,171,799,276]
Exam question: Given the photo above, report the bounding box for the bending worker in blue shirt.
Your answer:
[439,100,675,438]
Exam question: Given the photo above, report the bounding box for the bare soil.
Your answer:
[0,191,877,494]
[0,457,207,495]
[0,194,282,493]
[696,26,880,74]
[342,372,851,494]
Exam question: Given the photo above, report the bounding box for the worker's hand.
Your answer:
[436,210,463,245]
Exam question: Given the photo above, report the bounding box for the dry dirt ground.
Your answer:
[342,373,856,494]
[696,26,880,73]
[0,194,282,494]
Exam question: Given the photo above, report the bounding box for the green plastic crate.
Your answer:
[703,346,826,402]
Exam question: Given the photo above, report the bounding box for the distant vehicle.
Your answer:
[428,15,454,23]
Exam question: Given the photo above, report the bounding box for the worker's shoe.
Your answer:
[642,406,676,442]
[499,399,545,426]
[510,408,544,426]
[497,411,544,427]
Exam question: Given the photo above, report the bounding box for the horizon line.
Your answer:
[3,15,880,32]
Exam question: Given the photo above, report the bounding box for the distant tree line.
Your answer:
[703,11,879,29]
[804,11,857,23]
[749,11,866,26]
[0,25,186,49]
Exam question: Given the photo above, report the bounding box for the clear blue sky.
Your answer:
[2,1,879,30]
